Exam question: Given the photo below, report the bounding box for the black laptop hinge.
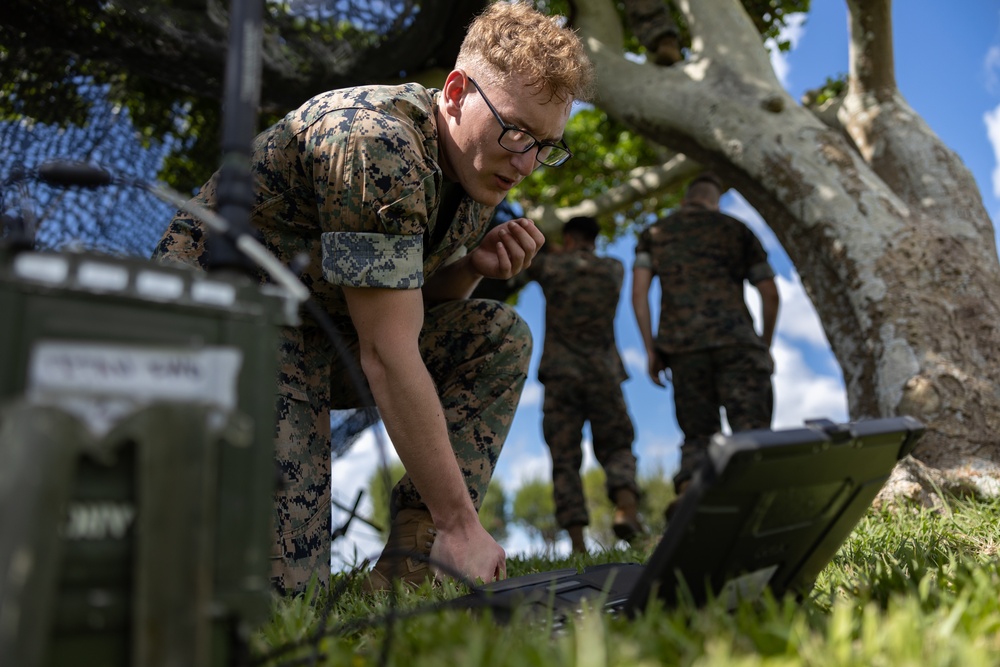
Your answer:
[804,418,853,443]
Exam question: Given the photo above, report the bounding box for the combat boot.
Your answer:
[612,488,645,542]
[362,508,437,593]
[567,524,587,554]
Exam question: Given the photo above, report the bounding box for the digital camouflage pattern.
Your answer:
[635,204,775,490]
[542,380,637,528]
[528,250,627,385]
[153,84,527,595]
[634,205,774,354]
[668,346,774,486]
[154,84,494,315]
[271,299,529,594]
[528,249,637,529]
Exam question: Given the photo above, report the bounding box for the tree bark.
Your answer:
[572,0,1000,503]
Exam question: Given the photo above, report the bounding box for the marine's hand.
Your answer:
[430,521,506,585]
[648,354,669,387]
[470,218,545,280]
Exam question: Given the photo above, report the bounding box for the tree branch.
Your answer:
[571,0,626,53]
[839,0,997,248]
[677,0,777,84]
[844,0,896,102]
[524,154,699,233]
[574,0,790,163]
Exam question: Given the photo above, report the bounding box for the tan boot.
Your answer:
[362,508,436,593]
[612,488,645,542]
[567,524,587,554]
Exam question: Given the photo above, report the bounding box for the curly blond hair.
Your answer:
[456,2,595,104]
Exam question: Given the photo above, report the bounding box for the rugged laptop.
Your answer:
[452,416,925,622]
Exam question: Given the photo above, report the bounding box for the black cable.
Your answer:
[330,490,367,541]
[331,494,383,535]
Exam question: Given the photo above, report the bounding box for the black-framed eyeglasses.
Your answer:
[467,77,573,168]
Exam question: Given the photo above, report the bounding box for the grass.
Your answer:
[249,497,1000,666]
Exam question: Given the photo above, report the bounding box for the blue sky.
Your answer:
[331,0,1000,565]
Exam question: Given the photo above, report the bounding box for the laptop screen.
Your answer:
[623,416,925,615]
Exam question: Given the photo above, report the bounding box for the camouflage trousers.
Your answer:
[269,298,530,596]
[667,345,773,492]
[541,378,638,529]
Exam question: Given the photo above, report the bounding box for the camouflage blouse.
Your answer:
[529,248,628,385]
[153,84,495,323]
[635,205,774,354]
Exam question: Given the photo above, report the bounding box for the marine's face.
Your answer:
[439,70,573,207]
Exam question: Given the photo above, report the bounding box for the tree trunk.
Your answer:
[572,0,1000,504]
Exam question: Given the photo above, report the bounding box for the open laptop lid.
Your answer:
[451,416,924,622]
[622,415,925,616]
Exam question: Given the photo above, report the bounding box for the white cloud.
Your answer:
[741,263,832,360]
[766,12,807,89]
[772,341,848,428]
[635,430,681,477]
[985,45,1000,94]
[765,273,832,349]
[331,424,397,504]
[517,378,543,410]
[621,344,647,378]
[985,104,1000,199]
[678,301,847,432]
[772,273,821,344]
[570,438,598,477]
[496,449,552,490]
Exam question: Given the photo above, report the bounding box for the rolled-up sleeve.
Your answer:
[322,231,423,288]
[747,261,775,285]
[314,106,438,289]
[744,228,774,285]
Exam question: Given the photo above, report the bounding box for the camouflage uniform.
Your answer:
[153,84,531,595]
[635,204,775,489]
[528,249,638,529]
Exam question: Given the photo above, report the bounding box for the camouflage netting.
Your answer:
[0,0,485,256]
[0,86,181,258]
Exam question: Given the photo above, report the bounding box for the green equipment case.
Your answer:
[0,247,293,666]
